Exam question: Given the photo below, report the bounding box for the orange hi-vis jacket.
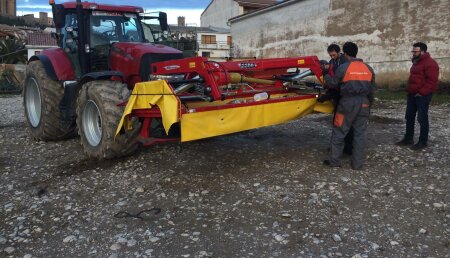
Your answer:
[324,58,375,99]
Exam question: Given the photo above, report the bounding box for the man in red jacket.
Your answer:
[396,42,439,150]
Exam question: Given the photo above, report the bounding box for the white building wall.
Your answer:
[201,0,240,29]
[231,0,332,59]
[197,32,231,60]
[230,0,450,87]
[26,46,55,60]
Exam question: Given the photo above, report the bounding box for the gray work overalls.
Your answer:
[324,59,375,169]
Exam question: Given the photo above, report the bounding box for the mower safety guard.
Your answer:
[116,56,334,145]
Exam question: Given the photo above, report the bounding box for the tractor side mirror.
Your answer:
[159,12,168,32]
[52,4,66,28]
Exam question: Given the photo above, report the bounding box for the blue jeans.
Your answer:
[405,93,432,143]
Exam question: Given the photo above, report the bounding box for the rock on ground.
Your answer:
[0,96,449,257]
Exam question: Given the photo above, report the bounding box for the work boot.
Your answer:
[323,160,341,167]
[343,146,352,155]
[410,142,427,151]
[351,163,363,171]
[395,138,414,146]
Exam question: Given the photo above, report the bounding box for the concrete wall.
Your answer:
[230,0,450,88]
[201,0,240,28]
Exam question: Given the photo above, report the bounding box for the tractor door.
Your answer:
[89,15,117,71]
[60,13,82,77]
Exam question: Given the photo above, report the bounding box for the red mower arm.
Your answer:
[151,56,324,101]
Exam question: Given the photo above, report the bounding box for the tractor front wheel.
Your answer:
[76,80,140,159]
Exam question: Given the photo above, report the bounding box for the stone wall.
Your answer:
[230,0,450,88]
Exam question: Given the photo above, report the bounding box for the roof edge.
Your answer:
[229,0,299,23]
[25,45,58,48]
[201,0,214,17]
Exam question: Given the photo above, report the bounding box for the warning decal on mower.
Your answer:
[164,65,181,71]
[238,63,257,69]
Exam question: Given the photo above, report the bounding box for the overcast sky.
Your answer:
[17,0,211,26]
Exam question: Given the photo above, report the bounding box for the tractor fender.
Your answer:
[59,71,125,122]
[79,71,124,85]
[29,48,75,81]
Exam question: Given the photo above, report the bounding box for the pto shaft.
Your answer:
[228,73,275,85]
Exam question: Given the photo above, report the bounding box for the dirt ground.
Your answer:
[0,95,449,258]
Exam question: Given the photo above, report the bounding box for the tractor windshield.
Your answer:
[89,11,144,47]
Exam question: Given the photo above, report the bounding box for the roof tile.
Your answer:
[235,0,278,7]
[26,32,57,46]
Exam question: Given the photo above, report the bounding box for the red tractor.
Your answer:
[23,1,331,160]
[23,1,183,158]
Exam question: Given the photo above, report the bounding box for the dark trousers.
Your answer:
[329,97,370,169]
[344,128,354,154]
[405,94,432,143]
[323,89,354,153]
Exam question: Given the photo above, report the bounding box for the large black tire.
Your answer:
[23,61,76,141]
[76,80,140,159]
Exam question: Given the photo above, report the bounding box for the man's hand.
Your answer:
[415,93,422,97]
[319,60,329,75]
[320,64,329,75]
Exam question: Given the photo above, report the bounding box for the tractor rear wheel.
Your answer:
[23,61,76,141]
[76,80,140,159]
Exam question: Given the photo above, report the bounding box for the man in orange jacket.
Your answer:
[322,42,376,170]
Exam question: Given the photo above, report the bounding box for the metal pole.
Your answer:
[76,0,88,74]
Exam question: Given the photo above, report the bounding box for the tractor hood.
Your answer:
[109,42,183,87]
[112,42,183,56]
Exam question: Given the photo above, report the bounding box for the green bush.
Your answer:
[0,69,21,94]
[376,89,450,105]
[0,38,27,64]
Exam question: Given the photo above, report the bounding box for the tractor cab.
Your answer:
[51,1,181,78]
[52,2,151,75]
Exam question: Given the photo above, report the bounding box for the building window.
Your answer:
[201,35,216,44]
[227,36,232,46]
[201,52,211,57]
[243,7,258,14]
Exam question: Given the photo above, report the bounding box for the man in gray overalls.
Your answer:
[322,42,375,170]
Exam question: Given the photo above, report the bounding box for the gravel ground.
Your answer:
[0,95,449,258]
